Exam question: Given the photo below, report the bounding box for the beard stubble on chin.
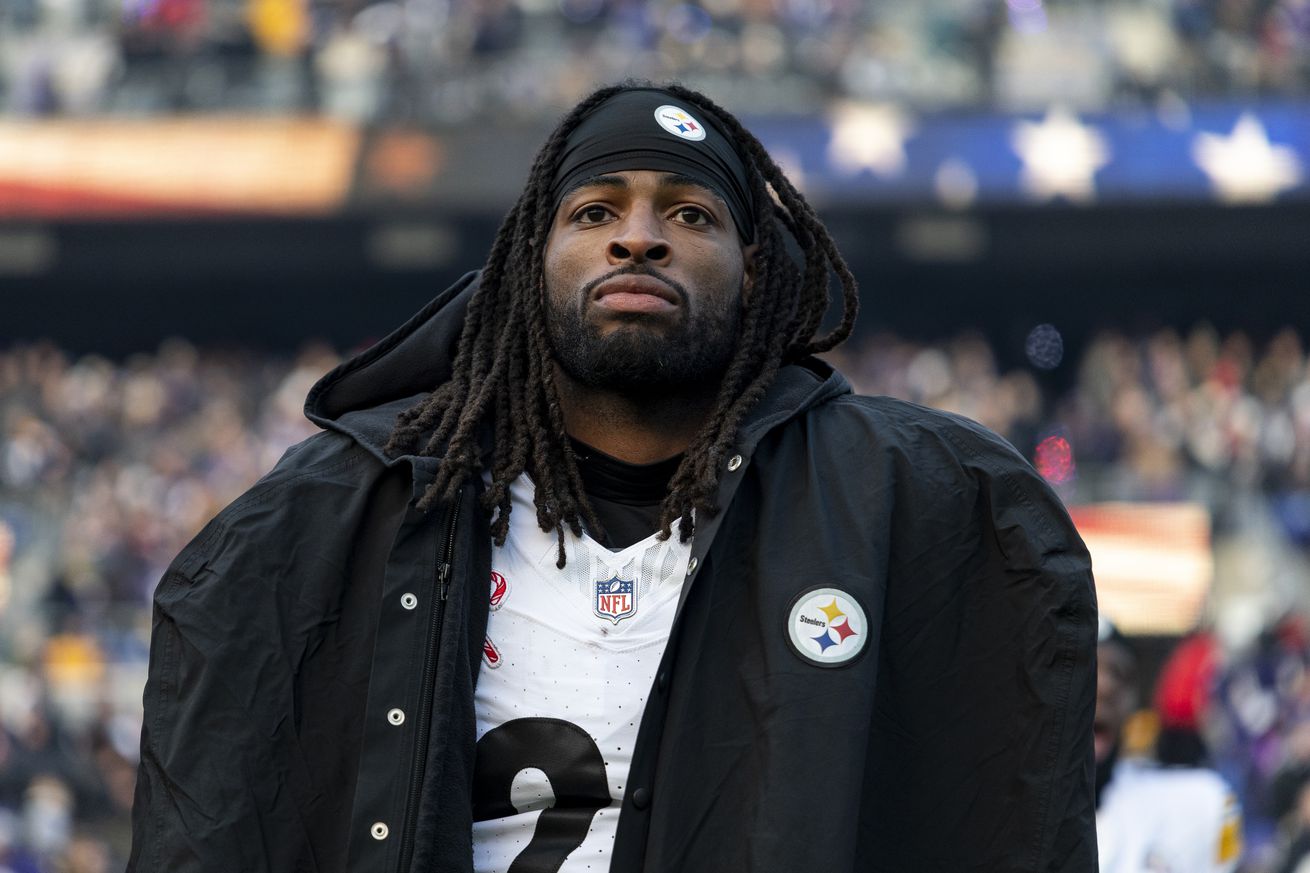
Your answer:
[545,267,743,394]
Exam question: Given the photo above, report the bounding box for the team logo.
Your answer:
[489,571,509,611]
[482,636,502,668]
[654,105,707,141]
[786,587,868,667]
[593,577,637,625]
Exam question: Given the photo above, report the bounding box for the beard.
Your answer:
[545,269,742,394]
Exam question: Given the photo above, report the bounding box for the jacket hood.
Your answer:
[304,270,852,464]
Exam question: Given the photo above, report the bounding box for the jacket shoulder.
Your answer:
[821,393,1030,468]
[813,393,1082,553]
[167,429,380,580]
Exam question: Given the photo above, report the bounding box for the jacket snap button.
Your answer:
[370,822,389,840]
[686,557,698,576]
[631,787,651,810]
[401,593,418,610]
[387,708,405,726]
[727,454,743,471]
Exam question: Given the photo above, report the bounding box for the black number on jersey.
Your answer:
[472,717,612,873]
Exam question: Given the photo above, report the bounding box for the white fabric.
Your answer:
[1097,758,1241,873]
[472,474,690,873]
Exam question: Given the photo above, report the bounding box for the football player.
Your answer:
[129,83,1098,873]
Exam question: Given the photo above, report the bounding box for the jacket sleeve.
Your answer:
[866,415,1098,872]
[127,566,271,872]
[129,571,213,872]
[127,435,382,873]
[128,558,319,873]
[126,457,300,872]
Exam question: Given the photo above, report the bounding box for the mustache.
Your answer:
[579,266,689,307]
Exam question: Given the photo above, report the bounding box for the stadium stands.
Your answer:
[1,0,1307,119]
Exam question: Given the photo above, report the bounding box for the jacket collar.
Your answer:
[734,356,849,455]
[304,270,852,465]
[304,271,481,465]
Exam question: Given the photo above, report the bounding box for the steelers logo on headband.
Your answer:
[549,87,757,242]
[654,105,707,141]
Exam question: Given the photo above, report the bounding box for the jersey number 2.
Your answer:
[472,717,612,873]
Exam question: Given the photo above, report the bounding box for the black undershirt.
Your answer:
[570,438,680,550]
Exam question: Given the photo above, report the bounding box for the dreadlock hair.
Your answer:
[384,81,859,567]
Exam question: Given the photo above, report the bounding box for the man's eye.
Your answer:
[574,205,612,223]
[672,206,713,226]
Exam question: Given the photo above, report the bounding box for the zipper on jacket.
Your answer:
[397,489,461,873]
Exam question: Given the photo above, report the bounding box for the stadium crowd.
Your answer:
[833,323,1310,503]
[1,0,1307,120]
[0,340,333,872]
[2,323,1310,869]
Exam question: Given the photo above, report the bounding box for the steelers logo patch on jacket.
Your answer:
[786,586,869,666]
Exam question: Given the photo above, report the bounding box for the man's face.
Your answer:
[1094,641,1137,764]
[542,170,757,393]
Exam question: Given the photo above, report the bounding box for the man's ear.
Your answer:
[741,242,759,302]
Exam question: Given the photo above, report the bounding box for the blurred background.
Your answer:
[0,0,1308,870]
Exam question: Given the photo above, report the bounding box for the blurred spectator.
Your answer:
[1267,721,1310,873]
[1156,629,1223,766]
[1213,613,1310,870]
[1096,618,1141,794]
[1096,619,1243,873]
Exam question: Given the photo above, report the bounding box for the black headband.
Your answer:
[549,88,756,243]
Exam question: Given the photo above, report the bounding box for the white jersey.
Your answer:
[1097,758,1241,873]
[471,474,691,873]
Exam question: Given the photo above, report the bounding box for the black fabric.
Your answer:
[550,88,755,242]
[570,437,679,504]
[586,495,660,551]
[129,271,1099,873]
[571,437,679,550]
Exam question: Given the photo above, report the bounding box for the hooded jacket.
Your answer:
[129,271,1098,873]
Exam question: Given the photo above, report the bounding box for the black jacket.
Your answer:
[130,271,1098,873]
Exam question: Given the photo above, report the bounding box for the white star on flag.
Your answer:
[826,102,914,178]
[1191,113,1304,204]
[1010,106,1111,203]
[934,158,979,210]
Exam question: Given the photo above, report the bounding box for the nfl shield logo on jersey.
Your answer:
[593,577,637,625]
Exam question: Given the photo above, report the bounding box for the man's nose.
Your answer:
[607,207,670,265]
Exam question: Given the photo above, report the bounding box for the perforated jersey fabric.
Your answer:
[472,475,690,873]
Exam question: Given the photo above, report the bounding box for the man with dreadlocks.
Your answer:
[129,84,1098,873]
